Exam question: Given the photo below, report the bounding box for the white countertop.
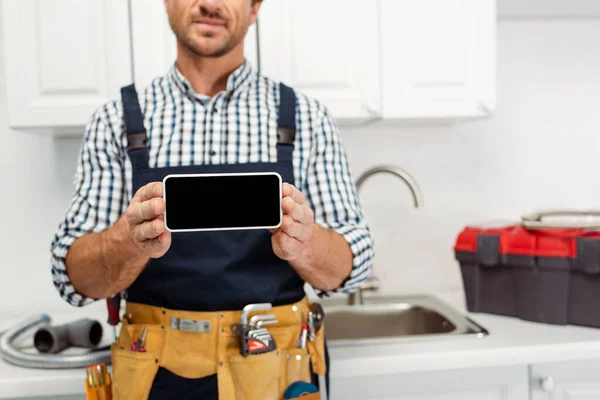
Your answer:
[326,291,600,378]
[328,311,600,378]
[4,294,600,398]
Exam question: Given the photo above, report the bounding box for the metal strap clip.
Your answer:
[127,132,148,150]
[277,127,296,145]
[169,318,211,333]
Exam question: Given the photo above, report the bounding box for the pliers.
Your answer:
[131,327,147,352]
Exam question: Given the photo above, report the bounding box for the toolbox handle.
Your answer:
[521,210,600,229]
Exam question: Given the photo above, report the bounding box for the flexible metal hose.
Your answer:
[0,314,111,369]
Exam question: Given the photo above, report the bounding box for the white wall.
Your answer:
[1,14,600,320]
[0,10,107,320]
[341,18,600,305]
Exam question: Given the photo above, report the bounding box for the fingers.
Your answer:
[279,215,312,242]
[282,183,307,206]
[127,197,165,225]
[281,197,313,224]
[133,218,166,241]
[276,184,314,243]
[143,231,172,258]
[271,230,303,260]
[134,182,163,203]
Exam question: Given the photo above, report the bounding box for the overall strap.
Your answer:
[121,84,150,171]
[277,83,297,163]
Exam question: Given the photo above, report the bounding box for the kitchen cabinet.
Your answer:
[380,0,496,120]
[1,0,131,131]
[531,358,600,400]
[257,0,495,123]
[256,0,381,123]
[129,0,258,91]
[330,365,530,400]
[2,0,496,133]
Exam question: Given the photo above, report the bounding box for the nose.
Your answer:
[197,0,222,16]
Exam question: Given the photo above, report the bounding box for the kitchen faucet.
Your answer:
[348,164,424,306]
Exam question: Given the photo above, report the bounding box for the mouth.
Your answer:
[193,18,226,29]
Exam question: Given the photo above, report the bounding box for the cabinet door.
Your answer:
[257,0,381,123]
[531,359,600,400]
[380,0,496,119]
[1,0,132,130]
[330,365,529,400]
[130,0,258,91]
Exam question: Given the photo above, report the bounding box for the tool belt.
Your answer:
[110,296,326,400]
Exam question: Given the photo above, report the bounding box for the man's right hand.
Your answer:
[125,182,172,258]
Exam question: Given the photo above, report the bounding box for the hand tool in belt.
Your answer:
[131,327,147,352]
[231,303,278,356]
[309,303,327,400]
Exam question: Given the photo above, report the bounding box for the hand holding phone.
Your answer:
[270,183,315,261]
[125,182,172,258]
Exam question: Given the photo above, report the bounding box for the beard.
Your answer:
[170,19,249,58]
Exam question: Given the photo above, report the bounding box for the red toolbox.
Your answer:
[454,211,600,327]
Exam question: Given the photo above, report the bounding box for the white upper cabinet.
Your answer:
[1,0,132,131]
[1,0,496,132]
[256,0,381,123]
[130,0,258,91]
[380,0,496,119]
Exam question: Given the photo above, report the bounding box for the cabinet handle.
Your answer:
[477,100,494,114]
[540,376,555,393]
[364,100,380,116]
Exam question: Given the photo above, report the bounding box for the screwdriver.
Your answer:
[106,293,121,342]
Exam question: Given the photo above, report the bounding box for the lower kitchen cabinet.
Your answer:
[330,365,530,400]
[531,358,600,400]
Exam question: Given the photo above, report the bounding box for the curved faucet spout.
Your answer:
[356,164,423,208]
[348,164,423,306]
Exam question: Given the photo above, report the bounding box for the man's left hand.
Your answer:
[270,183,315,261]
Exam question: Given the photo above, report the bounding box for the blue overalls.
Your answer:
[119,82,329,399]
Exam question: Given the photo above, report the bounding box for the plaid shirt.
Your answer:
[51,60,374,307]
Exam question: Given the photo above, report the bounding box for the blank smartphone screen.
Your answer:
[163,173,281,231]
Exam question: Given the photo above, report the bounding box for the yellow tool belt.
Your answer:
[110,296,326,400]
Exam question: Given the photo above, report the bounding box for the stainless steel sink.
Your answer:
[322,295,488,345]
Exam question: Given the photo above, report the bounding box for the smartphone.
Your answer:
[162,172,282,232]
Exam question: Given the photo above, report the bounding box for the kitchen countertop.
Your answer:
[4,294,600,398]
[328,310,600,378]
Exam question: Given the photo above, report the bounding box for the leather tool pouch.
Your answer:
[111,319,164,400]
[306,322,327,377]
[111,299,326,400]
[217,323,326,400]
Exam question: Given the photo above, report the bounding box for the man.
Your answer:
[51,0,374,398]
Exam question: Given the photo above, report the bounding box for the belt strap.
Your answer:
[125,297,311,329]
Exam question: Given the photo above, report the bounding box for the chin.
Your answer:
[188,37,229,56]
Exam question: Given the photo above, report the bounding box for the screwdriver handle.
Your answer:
[106,293,121,326]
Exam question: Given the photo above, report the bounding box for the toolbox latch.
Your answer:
[476,234,500,267]
[575,237,600,274]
